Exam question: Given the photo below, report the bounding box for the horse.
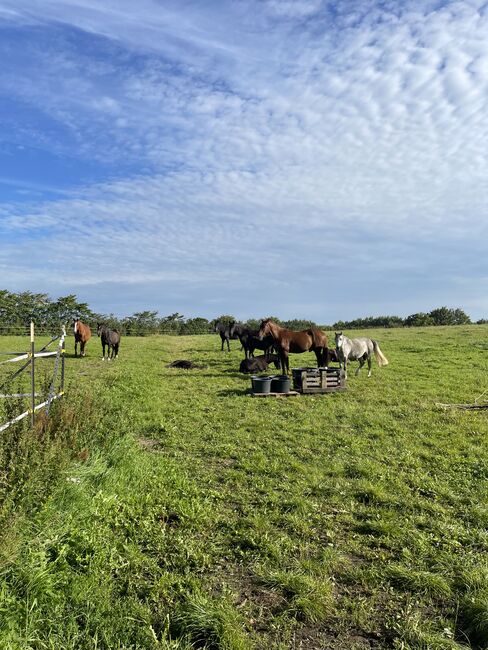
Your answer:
[214,321,237,351]
[230,323,275,359]
[73,318,91,357]
[97,323,121,360]
[239,353,281,374]
[327,348,339,364]
[257,319,329,374]
[335,332,388,378]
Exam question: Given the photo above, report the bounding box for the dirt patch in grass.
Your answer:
[292,627,382,650]
[137,437,164,452]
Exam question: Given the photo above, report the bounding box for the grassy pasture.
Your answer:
[0,326,487,649]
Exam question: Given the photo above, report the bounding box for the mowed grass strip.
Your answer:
[0,326,487,649]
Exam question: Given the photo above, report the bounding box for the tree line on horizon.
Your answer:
[0,289,484,336]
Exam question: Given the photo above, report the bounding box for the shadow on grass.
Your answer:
[63,353,94,360]
[217,388,251,397]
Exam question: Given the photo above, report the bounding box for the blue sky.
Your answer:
[1,0,487,321]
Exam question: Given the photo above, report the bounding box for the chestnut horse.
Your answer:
[257,319,329,374]
[73,319,91,357]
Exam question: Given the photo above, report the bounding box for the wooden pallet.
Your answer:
[292,367,346,394]
[251,390,300,398]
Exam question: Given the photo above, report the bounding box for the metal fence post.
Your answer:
[30,321,35,427]
[61,341,65,393]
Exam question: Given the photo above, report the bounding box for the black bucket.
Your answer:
[271,375,291,394]
[251,376,272,394]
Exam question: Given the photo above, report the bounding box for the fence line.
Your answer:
[0,350,59,365]
[0,394,64,433]
[0,323,66,432]
[0,327,215,337]
[0,393,40,399]
[0,325,218,336]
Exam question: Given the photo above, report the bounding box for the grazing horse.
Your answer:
[230,323,275,359]
[257,319,329,374]
[214,321,237,351]
[335,332,388,378]
[97,323,121,360]
[73,319,91,357]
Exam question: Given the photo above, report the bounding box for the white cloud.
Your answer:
[1,0,488,319]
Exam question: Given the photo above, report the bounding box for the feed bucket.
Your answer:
[251,376,272,394]
[270,375,291,394]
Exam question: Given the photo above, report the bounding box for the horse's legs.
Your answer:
[243,342,250,359]
[102,341,106,360]
[356,354,367,376]
[367,354,372,377]
[279,350,287,374]
[319,348,328,367]
[280,350,290,374]
[226,337,230,352]
[74,340,78,357]
[81,341,85,357]
[220,334,224,351]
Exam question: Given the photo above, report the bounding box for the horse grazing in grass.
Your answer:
[73,319,91,357]
[214,321,237,351]
[97,323,121,361]
[335,332,388,378]
[257,319,329,374]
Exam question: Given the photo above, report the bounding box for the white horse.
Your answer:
[335,332,388,378]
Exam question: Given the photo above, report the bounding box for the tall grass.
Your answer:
[0,326,487,649]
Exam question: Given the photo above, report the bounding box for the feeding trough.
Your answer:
[292,367,346,394]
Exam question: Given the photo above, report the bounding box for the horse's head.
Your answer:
[97,323,102,337]
[268,353,281,369]
[257,319,272,340]
[335,332,344,349]
[72,318,80,334]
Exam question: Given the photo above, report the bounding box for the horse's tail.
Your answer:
[372,340,388,366]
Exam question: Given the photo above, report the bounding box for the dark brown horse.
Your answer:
[97,323,121,360]
[257,319,329,374]
[214,321,237,351]
[73,319,91,357]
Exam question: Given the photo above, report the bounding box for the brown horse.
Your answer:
[257,319,329,374]
[73,319,91,357]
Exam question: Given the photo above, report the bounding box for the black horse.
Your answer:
[230,323,275,359]
[239,354,281,374]
[214,321,237,351]
[97,323,121,360]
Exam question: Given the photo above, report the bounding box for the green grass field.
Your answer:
[0,326,487,649]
